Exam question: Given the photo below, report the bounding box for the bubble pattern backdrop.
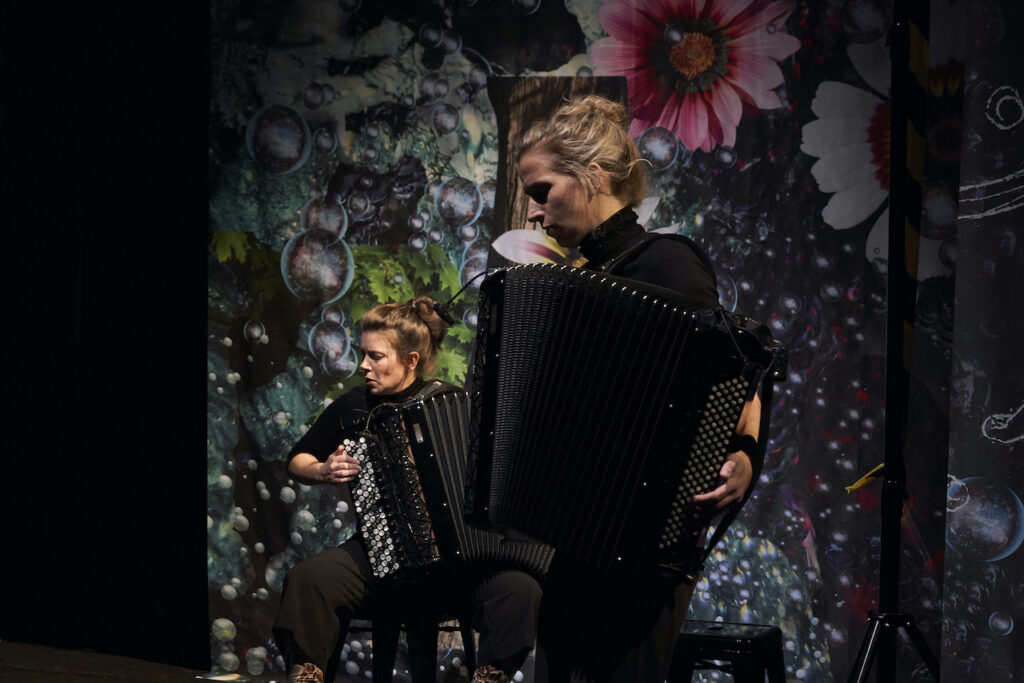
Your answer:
[207,0,1023,680]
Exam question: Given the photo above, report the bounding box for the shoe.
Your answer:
[472,664,510,683]
[289,662,324,683]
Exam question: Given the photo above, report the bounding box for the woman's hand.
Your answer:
[693,394,761,510]
[288,450,360,485]
[693,451,752,511]
[321,447,361,484]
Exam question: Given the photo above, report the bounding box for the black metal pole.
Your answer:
[846,2,942,681]
[876,3,911,679]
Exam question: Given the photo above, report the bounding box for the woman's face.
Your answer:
[359,331,418,395]
[518,148,604,248]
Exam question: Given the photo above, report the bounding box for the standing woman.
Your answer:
[515,95,763,682]
[273,296,541,683]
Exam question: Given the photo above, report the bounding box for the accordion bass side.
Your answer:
[466,263,785,582]
[344,386,555,584]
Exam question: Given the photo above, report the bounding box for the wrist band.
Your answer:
[728,433,758,456]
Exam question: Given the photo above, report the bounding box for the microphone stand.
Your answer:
[846,3,939,681]
[843,2,937,679]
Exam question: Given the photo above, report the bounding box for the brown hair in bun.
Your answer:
[360,295,448,376]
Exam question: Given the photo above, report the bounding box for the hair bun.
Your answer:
[411,295,448,345]
[568,94,628,131]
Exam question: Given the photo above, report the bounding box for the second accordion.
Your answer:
[466,263,785,582]
[343,383,555,584]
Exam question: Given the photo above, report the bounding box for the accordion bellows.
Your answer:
[466,264,783,582]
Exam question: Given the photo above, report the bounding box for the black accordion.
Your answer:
[466,263,785,582]
[343,383,555,584]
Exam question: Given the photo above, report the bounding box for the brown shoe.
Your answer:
[471,664,510,683]
[289,662,324,683]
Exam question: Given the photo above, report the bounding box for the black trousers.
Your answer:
[533,556,696,683]
[273,541,542,675]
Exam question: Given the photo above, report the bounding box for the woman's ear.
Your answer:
[589,161,613,195]
[405,351,420,372]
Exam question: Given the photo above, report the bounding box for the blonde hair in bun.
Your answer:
[515,94,647,206]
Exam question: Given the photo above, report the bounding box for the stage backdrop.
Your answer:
[207,1,1023,680]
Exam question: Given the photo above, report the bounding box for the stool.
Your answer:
[668,620,785,682]
[326,603,476,682]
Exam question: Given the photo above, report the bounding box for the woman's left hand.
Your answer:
[323,448,361,484]
[693,451,753,510]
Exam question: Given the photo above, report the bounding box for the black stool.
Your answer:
[668,620,785,682]
[326,589,476,683]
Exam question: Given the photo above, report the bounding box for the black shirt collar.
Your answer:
[367,376,429,409]
[578,206,644,270]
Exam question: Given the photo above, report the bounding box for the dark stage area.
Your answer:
[1,1,211,675]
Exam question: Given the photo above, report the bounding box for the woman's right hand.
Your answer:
[321,447,361,484]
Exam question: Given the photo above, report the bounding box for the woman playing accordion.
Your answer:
[512,94,765,683]
[273,297,541,683]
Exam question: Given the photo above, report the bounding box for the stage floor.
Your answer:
[0,641,209,682]
[0,640,484,682]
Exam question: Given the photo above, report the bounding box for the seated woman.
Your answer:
[273,296,541,683]
[514,94,763,683]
